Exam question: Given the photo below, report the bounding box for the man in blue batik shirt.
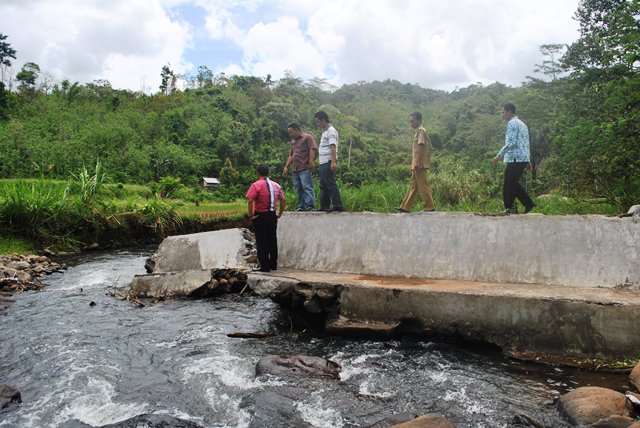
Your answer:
[492,102,535,214]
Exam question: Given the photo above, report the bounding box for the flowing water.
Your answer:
[0,249,630,427]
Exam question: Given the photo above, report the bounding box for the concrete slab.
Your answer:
[130,270,214,298]
[149,228,255,273]
[248,268,640,361]
[277,212,640,289]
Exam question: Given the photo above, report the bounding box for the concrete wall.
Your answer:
[277,212,640,289]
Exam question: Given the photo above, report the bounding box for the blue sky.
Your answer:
[0,0,581,93]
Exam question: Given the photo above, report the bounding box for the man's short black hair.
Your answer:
[287,122,301,130]
[503,102,516,114]
[314,111,330,122]
[410,111,422,121]
[256,164,269,176]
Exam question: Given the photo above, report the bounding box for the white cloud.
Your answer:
[1,0,192,92]
[240,16,325,80]
[302,0,579,89]
[0,0,581,92]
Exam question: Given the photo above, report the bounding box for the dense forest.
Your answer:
[0,0,638,212]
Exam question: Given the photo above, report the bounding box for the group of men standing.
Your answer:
[244,110,344,271]
[245,103,535,271]
[282,111,345,213]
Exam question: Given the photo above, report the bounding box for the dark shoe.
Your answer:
[524,202,536,214]
[395,207,409,213]
[422,209,435,212]
[296,208,304,211]
[252,267,270,272]
[502,208,518,215]
[270,266,277,271]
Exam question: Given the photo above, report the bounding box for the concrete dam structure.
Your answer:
[131,212,640,362]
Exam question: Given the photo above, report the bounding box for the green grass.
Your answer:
[336,180,621,215]
[0,235,36,254]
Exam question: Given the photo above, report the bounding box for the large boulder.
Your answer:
[630,363,640,391]
[391,413,456,428]
[0,384,21,409]
[365,413,418,428]
[255,355,341,379]
[588,415,639,428]
[239,387,313,428]
[558,386,628,426]
[100,414,203,427]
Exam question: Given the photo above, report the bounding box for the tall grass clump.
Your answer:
[340,181,407,212]
[0,180,83,248]
[65,160,111,203]
[132,199,182,237]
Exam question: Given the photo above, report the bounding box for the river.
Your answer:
[0,249,629,427]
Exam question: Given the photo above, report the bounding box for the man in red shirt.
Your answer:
[245,164,286,272]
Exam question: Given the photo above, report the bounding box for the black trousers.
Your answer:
[503,162,534,210]
[253,211,278,269]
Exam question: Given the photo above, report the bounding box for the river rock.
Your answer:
[240,387,313,428]
[6,260,30,270]
[255,355,341,379]
[391,413,457,428]
[558,386,628,426]
[366,413,418,427]
[2,266,32,282]
[630,363,640,391]
[0,384,21,409]
[0,253,65,293]
[99,414,203,427]
[588,415,639,428]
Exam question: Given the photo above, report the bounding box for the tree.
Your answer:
[0,33,17,85]
[532,44,567,82]
[16,62,40,96]
[159,64,177,95]
[195,65,213,88]
[552,0,640,209]
[563,0,640,74]
[219,157,240,185]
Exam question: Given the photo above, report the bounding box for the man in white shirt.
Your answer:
[314,111,344,212]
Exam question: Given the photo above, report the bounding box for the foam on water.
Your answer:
[55,377,148,427]
[182,354,261,390]
[357,378,395,398]
[296,390,345,428]
[202,391,252,428]
[442,386,498,422]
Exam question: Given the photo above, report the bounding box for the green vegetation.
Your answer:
[0,235,35,254]
[0,171,244,252]
[0,1,637,252]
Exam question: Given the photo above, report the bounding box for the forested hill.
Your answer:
[0,0,638,210]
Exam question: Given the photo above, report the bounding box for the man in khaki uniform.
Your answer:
[396,111,435,213]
